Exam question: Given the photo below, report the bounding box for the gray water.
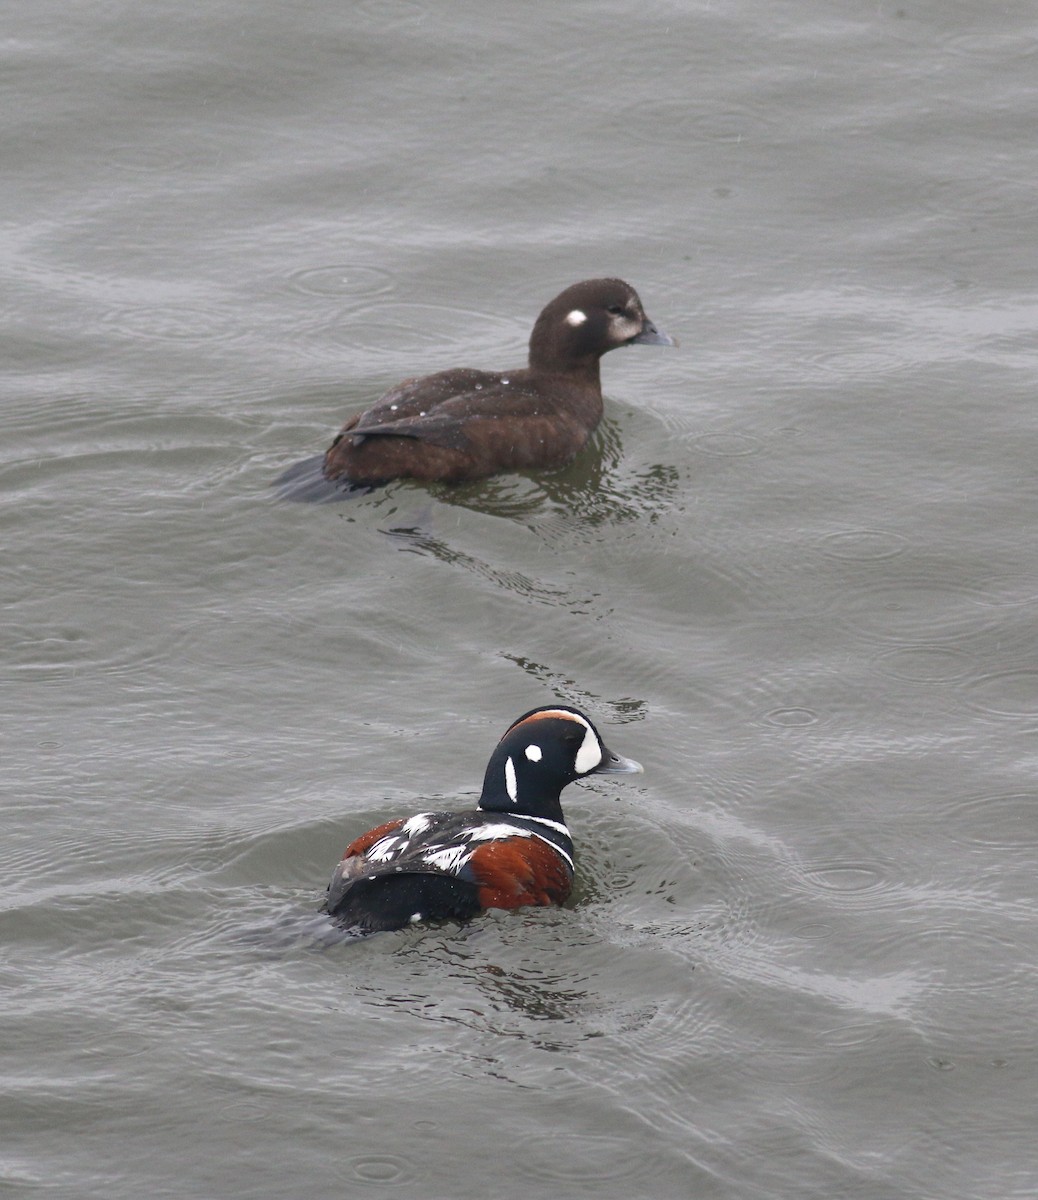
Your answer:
[4,1,1038,1197]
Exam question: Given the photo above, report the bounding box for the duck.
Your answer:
[322,705,643,933]
[279,278,674,496]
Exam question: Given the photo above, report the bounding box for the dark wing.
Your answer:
[323,811,464,917]
[347,368,504,437]
[324,871,483,932]
[321,812,572,931]
[353,388,558,457]
[342,817,410,859]
[345,413,477,452]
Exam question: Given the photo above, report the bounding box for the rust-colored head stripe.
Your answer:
[508,708,590,735]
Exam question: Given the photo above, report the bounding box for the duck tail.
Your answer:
[272,455,380,503]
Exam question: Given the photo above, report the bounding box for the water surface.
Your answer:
[4,1,1038,1197]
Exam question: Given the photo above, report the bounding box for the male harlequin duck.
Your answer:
[322,705,642,933]
[280,278,674,496]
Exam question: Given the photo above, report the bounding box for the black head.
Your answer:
[527,278,676,374]
[478,705,642,819]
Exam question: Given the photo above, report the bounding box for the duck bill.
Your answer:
[630,320,677,348]
[593,747,644,775]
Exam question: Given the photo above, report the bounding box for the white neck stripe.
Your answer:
[469,813,574,870]
[512,815,571,838]
[528,829,574,871]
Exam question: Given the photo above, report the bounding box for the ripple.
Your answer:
[501,655,647,725]
[532,432,683,530]
[817,1021,891,1050]
[338,303,519,357]
[839,578,997,645]
[508,1132,659,1184]
[817,529,909,561]
[968,573,1038,609]
[100,303,243,344]
[872,646,975,683]
[355,0,426,21]
[807,345,912,377]
[942,31,1038,59]
[578,813,698,912]
[918,175,1038,222]
[625,99,777,146]
[0,1169,43,1192]
[944,792,1038,848]
[381,527,601,616]
[287,264,395,301]
[868,923,1019,990]
[8,626,92,680]
[761,707,819,728]
[428,473,552,521]
[217,1100,272,1122]
[347,1155,416,1186]
[800,862,888,894]
[790,922,834,940]
[7,621,179,684]
[84,1031,151,1060]
[104,142,193,173]
[964,670,1038,719]
[693,431,763,457]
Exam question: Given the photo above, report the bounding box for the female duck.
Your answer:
[282,278,674,495]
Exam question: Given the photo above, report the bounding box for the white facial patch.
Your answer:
[525,744,542,762]
[504,755,517,802]
[574,723,603,774]
[565,309,587,326]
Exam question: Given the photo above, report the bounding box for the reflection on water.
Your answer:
[361,418,681,618]
[431,418,681,529]
[383,521,576,608]
[500,654,647,725]
[274,415,681,520]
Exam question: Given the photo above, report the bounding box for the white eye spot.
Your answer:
[574,724,603,775]
[501,377,510,385]
[505,755,518,802]
[409,912,423,923]
[525,744,542,762]
[566,309,587,326]
[390,404,398,411]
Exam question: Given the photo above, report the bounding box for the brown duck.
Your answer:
[279,277,674,496]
